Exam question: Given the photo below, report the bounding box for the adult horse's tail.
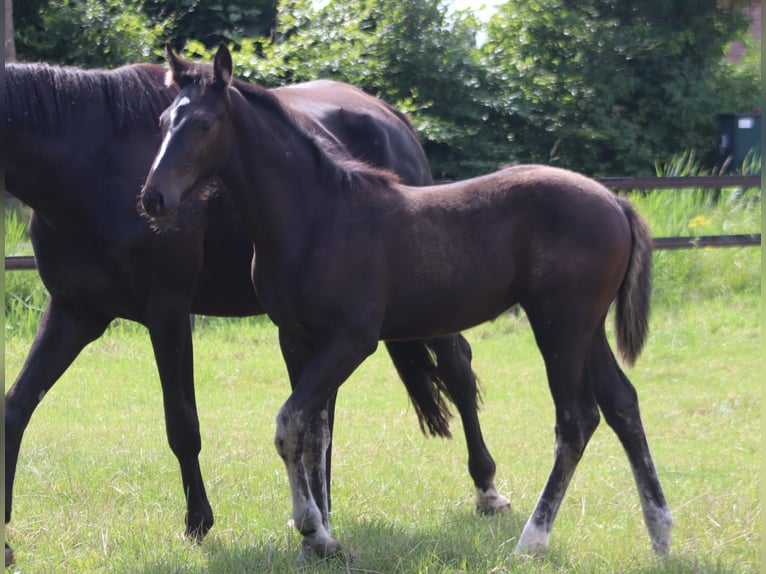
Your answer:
[615,197,653,366]
[384,339,459,438]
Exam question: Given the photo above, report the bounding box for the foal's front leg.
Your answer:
[278,333,334,552]
[276,329,375,560]
[297,407,333,561]
[276,404,336,557]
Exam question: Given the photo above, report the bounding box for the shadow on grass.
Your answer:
[130,508,743,574]
[131,508,524,573]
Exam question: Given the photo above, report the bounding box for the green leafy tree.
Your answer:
[712,34,761,115]
[13,0,162,66]
[366,1,509,178]
[14,0,756,176]
[480,0,755,175]
[13,0,278,65]
[142,0,277,50]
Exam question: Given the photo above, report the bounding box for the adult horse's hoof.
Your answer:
[476,486,511,515]
[182,507,214,543]
[182,519,214,544]
[5,542,15,568]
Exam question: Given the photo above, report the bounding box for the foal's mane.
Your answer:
[6,62,173,134]
[247,83,401,193]
[184,63,400,194]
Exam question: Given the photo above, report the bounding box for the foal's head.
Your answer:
[141,44,234,219]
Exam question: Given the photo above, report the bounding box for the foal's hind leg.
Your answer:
[515,317,600,555]
[428,336,510,514]
[590,333,672,554]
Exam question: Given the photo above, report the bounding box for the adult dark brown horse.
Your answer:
[141,44,673,560]
[4,61,508,566]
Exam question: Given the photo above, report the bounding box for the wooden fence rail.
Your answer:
[653,234,761,250]
[6,256,36,271]
[4,175,761,271]
[595,174,761,190]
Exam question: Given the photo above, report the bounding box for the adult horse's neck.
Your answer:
[220,84,397,257]
[4,63,172,234]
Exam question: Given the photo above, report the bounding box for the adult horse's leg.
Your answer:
[513,310,600,555]
[590,331,672,554]
[5,298,111,566]
[426,336,511,514]
[146,294,213,540]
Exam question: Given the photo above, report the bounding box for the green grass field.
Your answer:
[4,288,760,573]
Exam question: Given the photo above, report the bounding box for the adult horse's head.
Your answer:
[141,44,233,219]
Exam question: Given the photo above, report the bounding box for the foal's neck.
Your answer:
[223,87,330,252]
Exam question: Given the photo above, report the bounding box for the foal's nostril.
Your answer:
[141,187,165,218]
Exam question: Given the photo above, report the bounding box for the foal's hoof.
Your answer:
[513,521,550,557]
[649,508,673,556]
[5,543,15,568]
[476,487,512,515]
[650,534,672,556]
[512,540,548,558]
[297,535,345,564]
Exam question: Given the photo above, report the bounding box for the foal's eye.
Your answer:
[199,120,212,133]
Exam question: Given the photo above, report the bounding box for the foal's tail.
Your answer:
[384,339,456,438]
[615,197,653,366]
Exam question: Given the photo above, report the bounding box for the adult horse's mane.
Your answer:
[180,62,401,195]
[6,62,173,134]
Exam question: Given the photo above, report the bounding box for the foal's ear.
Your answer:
[213,43,233,88]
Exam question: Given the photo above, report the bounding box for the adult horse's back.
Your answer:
[272,80,432,186]
[4,62,506,566]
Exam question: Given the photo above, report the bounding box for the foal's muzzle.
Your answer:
[141,185,167,219]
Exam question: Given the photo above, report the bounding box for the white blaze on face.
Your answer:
[171,96,191,125]
[151,96,192,172]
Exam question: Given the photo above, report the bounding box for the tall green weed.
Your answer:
[4,208,49,336]
[629,150,761,307]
